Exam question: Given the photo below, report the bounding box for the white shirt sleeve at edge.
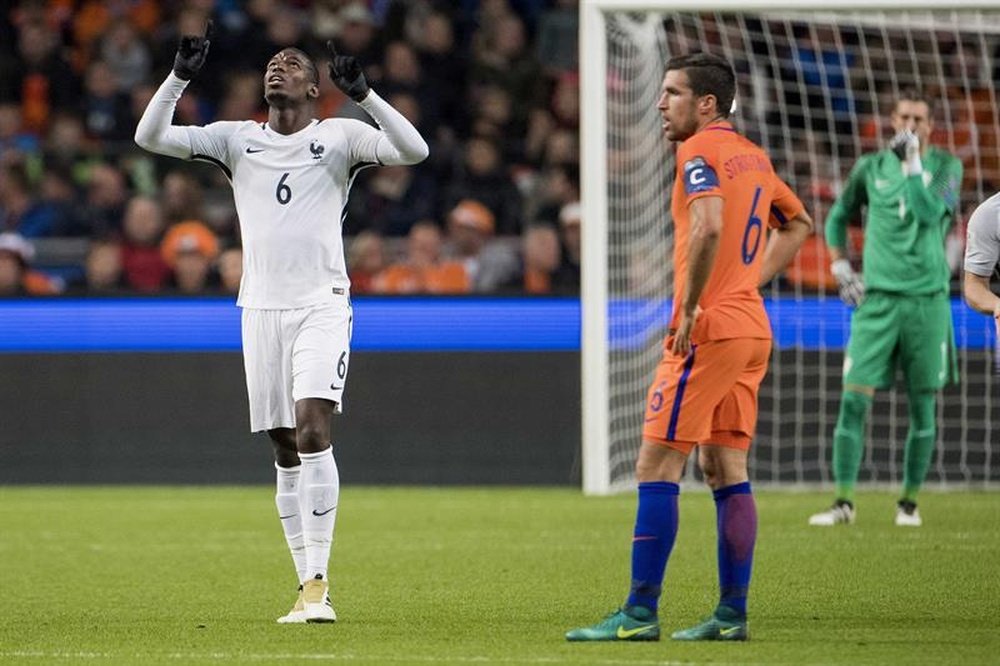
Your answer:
[964,196,1000,276]
[134,72,194,158]
[134,72,235,166]
[355,91,430,167]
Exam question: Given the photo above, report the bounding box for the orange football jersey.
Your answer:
[670,120,804,340]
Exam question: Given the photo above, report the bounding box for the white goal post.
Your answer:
[580,0,1000,494]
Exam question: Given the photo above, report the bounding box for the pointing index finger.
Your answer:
[204,18,214,40]
[326,40,338,58]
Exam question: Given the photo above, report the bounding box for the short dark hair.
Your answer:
[665,52,736,119]
[895,87,934,116]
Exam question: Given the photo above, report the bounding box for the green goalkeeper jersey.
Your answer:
[824,146,962,295]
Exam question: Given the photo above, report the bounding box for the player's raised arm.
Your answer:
[134,21,214,158]
[891,129,962,228]
[326,41,429,166]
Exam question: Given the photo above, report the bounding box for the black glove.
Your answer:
[173,20,213,81]
[326,40,370,102]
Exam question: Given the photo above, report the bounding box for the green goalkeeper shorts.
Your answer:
[843,291,957,391]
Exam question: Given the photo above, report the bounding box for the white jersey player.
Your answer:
[963,191,1000,338]
[134,23,428,623]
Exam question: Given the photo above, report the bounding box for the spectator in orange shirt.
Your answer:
[375,221,469,294]
[508,224,561,294]
[0,232,62,295]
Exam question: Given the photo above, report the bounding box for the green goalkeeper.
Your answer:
[809,89,962,528]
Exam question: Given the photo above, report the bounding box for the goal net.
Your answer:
[581,1,1000,494]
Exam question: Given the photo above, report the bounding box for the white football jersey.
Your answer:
[180,118,381,309]
[136,74,427,308]
[965,191,1000,279]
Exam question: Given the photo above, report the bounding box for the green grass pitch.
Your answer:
[1,486,998,665]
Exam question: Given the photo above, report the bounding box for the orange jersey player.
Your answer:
[567,53,813,644]
[646,118,807,451]
[669,128,804,342]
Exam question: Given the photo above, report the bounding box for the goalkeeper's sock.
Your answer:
[832,390,873,502]
[901,390,937,502]
[275,463,307,584]
[714,482,756,618]
[299,447,340,582]
[626,481,679,612]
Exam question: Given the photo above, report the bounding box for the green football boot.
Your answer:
[671,605,748,641]
[565,605,660,642]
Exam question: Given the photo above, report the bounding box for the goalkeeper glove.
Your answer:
[888,129,922,175]
[831,258,864,307]
[326,41,370,103]
[173,20,213,81]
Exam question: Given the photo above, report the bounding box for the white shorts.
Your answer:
[241,296,353,432]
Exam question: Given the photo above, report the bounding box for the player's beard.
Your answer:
[665,103,697,142]
[265,89,293,108]
[666,117,693,142]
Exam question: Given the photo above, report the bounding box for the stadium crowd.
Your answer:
[0,0,581,296]
[1,2,997,298]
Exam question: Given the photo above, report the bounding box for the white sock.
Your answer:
[275,464,307,584]
[298,448,339,582]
